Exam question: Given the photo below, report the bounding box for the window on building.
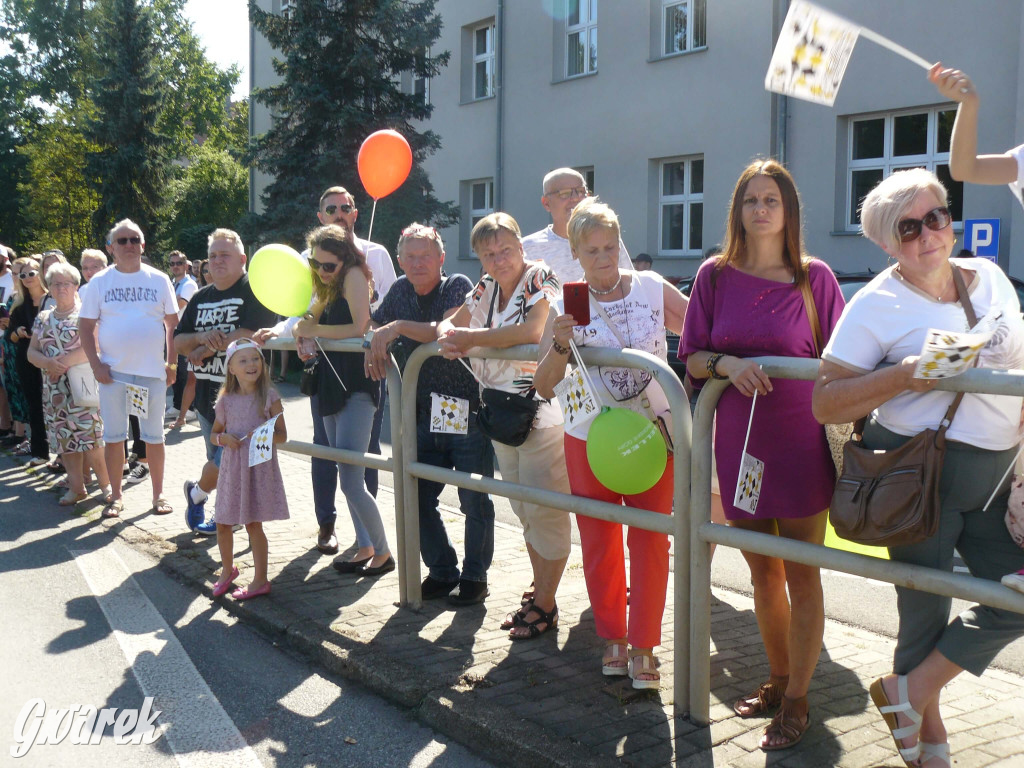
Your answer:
[470,180,494,228]
[847,107,962,228]
[566,0,598,78]
[401,48,430,105]
[473,23,495,99]
[659,156,703,255]
[280,0,295,19]
[662,0,707,56]
[575,166,595,194]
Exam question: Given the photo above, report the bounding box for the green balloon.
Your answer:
[249,244,313,317]
[586,406,667,495]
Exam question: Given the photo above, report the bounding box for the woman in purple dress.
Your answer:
[679,159,844,751]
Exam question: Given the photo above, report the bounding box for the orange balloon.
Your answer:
[357,130,413,200]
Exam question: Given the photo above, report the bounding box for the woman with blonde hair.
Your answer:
[680,160,844,749]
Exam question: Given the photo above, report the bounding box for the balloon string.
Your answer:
[366,199,378,245]
[314,338,348,391]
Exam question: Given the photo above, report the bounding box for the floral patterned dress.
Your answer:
[32,307,103,453]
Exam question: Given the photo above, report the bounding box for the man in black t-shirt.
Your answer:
[173,229,276,535]
[365,224,495,606]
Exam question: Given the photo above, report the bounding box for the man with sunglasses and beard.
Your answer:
[255,185,397,555]
[175,229,277,535]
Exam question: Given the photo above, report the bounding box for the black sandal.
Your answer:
[509,602,558,641]
[500,598,532,630]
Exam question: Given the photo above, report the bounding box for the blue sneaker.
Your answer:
[183,480,206,531]
[194,516,217,537]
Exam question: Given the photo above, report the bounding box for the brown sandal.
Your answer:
[500,598,531,630]
[734,675,788,718]
[760,694,810,751]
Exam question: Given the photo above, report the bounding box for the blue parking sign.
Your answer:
[964,218,1000,261]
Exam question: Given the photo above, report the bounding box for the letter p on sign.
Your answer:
[965,218,1000,262]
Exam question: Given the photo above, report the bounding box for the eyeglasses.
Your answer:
[309,258,339,273]
[113,236,142,246]
[323,204,355,216]
[169,259,187,266]
[896,207,952,243]
[544,186,588,201]
[49,281,77,290]
[18,270,38,279]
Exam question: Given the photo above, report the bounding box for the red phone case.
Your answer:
[563,281,590,326]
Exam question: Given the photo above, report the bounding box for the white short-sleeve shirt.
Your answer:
[79,264,178,378]
[1009,143,1024,211]
[823,257,1024,450]
[522,225,631,286]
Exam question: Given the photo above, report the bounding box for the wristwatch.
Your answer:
[362,329,375,350]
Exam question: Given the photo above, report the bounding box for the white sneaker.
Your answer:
[1001,569,1024,594]
[165,407,180,420]
[185,410,199,422]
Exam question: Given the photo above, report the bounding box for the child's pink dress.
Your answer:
[214,391,290,525]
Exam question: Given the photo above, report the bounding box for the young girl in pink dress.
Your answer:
[211,339,289,600]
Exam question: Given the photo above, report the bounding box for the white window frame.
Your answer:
[661,0,707,57]
[280,0,296,19]
[846,106,960,230]
[658,155,704,256]
[566,0,598,78]
[472,23,495,100]
[470,179,494,228]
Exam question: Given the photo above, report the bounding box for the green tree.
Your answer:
[0,49,31,251]
[161,143,248,260]
[248,0,458,254]
[86,0,170,241]
[17,104,102,257]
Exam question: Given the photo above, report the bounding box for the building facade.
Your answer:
[251,0,1024,278]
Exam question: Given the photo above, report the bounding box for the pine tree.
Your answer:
[86,0,170,242]
[248,0,458,254]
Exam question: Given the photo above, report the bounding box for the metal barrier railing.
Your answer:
[687,356,1024,725]
[400,341,694,718]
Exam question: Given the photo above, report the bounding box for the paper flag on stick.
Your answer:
[733,391,765,515]
[125,383,149,419]
[765,1,860,106]
[913,324,994,380]
[430,392,470,434]
[248,414,280,468]
[765,1,932,107]
[553,366,601,429]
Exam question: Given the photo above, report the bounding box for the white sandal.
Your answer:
[870,675,922,766]
[919,742,951,767]
[627,651,660,691]
[602,641,628,677]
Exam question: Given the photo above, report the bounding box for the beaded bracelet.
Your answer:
[552,339,570,355]
[706,352,728,380]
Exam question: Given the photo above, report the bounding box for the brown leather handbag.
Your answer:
[829,266,976,547]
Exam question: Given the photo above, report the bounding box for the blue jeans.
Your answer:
[416,411,495,583]
[310,392,371,545]
[365,380,386,497]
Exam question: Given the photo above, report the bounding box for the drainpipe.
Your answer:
[771,0,789,164]
[494,0,505,210]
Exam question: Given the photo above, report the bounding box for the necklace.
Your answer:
[589,273,622,296]
[895,265,953,301]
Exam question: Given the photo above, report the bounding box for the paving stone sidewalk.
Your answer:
[6,414,1023,767]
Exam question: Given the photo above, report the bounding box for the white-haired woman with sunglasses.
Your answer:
[812,168,1024,768]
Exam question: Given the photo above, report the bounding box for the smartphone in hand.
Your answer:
[562,281,590,326]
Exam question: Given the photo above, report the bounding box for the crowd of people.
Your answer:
[2,64,1024,763]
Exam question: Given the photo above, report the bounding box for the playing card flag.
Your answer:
[248,414,280,468]
[766,1,932,107]
[733,391,765,516]
[125,383,149,419]
[553,340,602,430]
[430,392,470,435]
[913,323,995,380]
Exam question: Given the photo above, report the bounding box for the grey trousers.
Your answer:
[865,420,1024,676]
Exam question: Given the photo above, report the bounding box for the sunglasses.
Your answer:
[896,207,952,243]
[545,186,588,201]
[113,236,142,246]
[18,270,38,279]
[169,259,187,266]
[323,204,355,216]
[309,258,339,274]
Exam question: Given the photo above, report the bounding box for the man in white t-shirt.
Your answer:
[167,249,198,418]
[79,219,180,519]
[521,168,632,284]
